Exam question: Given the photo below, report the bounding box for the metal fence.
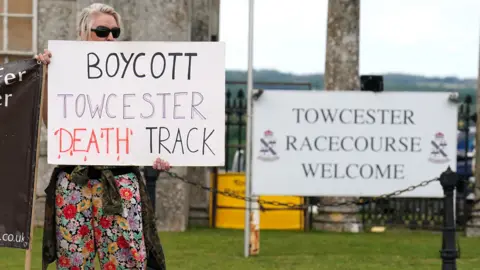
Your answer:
[219,86,475,231]
[210,81,312,229]
[223,81,312,172]
[358,95,475,230]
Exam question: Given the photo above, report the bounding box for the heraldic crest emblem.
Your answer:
[257,129,279,161]
[428,131,449,164]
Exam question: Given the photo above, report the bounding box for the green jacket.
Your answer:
[41,165,166,270]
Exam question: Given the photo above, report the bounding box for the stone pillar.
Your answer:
[35,0,77,227]
[324,0,360,91]
[315,0,361,233]
[37,0,77,52]
[132,0,190,41]
[466,37,480,237]
[34,0,194,233]
[187,0,221,227]
[191,0,220,42]
[191,0,209,41]
[131,0,193,232]
[155,168,191,231]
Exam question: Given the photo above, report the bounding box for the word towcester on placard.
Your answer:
[47,40,225,166]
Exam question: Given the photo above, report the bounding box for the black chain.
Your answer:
[165,171,439,210]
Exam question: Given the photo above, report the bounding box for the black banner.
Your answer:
[0,59,43,249]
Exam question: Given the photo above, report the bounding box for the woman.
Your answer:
[36,3,168,270]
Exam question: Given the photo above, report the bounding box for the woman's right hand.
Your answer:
[35,49,52,65]
[36,49,52,127]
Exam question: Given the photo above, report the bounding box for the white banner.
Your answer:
[252,90,458,198]
[47,40,225,166]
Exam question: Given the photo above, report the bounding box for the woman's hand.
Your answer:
[152,157,171,171]
[35,49,52,65]
[36,49,52,127]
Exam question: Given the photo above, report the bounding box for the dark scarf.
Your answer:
[42,165,166,270]
[69,165,123,215]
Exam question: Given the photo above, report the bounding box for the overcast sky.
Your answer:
[219,0,480,79]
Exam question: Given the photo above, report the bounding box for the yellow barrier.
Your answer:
[209,172,304,230]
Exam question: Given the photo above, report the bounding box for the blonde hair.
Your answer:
[77,3,122,41]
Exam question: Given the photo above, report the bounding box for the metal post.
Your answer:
[211,167,219,228]
[244,0,255,258]
[457,96,472,227]
[143,166,160,211]
[464,96,472,176]
[439,167,459,270]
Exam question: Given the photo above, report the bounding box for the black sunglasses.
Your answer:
[91,26,121,38]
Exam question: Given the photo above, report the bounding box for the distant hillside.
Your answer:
[225,69,477,104]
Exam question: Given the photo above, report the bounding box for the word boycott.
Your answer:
[87,51,198,80]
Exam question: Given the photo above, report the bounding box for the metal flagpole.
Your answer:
[244,0,255,258]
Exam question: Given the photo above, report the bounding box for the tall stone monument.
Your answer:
[316,0,362,233]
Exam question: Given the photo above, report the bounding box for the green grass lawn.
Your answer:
[1,227,480,270]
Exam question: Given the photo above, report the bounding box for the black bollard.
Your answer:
[143,166,160,212]
[439,167,459,270]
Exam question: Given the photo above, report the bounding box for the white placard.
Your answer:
[47,40,225,166]
[252,90,458,198]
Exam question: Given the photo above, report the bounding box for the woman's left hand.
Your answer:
[152,157,171,171]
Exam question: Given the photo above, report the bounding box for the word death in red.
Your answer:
[54,127,132,161]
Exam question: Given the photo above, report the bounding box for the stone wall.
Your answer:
[34,0,77,227]
[187,0,220,227]
[191,0,209,42]
[34,0,196,232]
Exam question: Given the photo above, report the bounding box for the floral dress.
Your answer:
[42,166,166,270]
[55,171,146,269]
